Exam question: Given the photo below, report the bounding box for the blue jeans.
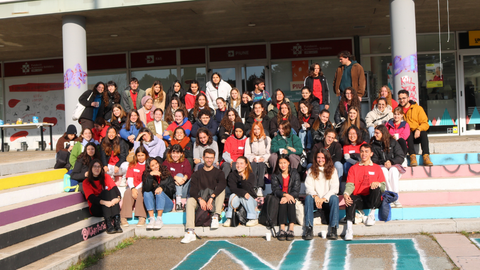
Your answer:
[318,104,325,112]
[298,129,312,149]
[304,194,339,228]
[143,191,174,213]
[225,193,258,220]
[175,173,191,198]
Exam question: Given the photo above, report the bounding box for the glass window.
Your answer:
[242,66,265,93]
[131,68,178,91]
[463,55,480,131]
[211,68,236,88]
[361,55,392,101]
[361,33,456,55]
[88,71,128,92]
[0,79,3,120]
[181,66,207,91]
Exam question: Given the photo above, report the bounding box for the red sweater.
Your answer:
[346,163,385,196]
[185,91,205,111]
[126,162,145,187]
[83,174,117,212]
[223,135,247,163]
[163,159,192,179]
[342,142,366,155]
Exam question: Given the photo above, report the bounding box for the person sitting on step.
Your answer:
[343,144,386,241]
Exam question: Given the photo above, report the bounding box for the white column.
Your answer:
[390,0,419,102]
[62,15,88,130]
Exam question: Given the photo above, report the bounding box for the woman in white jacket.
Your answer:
[365,98,393,138]
[303,148,340,241]
[205,72,232,110]
[244,121,271,197]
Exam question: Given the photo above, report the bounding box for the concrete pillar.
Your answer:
[390,0,419,102]
[62,15,88,130]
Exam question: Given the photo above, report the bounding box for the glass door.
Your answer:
[209,62,268,93]
[459,52,480,134]
[211,67,238,88]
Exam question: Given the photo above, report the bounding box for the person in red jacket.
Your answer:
[83,159,122,234]
[343,144,386,241]
[184,80,205,111]
[221,122,248,180]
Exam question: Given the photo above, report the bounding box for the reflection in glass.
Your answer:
[88,72,128,91]
[463,55,480,131]
[131,69,177,91]
[181,67,207,91]
[242,66,265,93]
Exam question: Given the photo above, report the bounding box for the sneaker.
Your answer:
[120,217,129,227]
[154,216,163,230]
[394,201,403,208]
[277,230,287,241]
[119,176,127,187]
[304,226,313,240]
[256,187,264,197]
[223,218,231,227]
[146,217,155,230]
[181,231,196,244]
[175,204,183,212]
[246,219,259,227]
[344,228,353,241]
[211,215,219,229]
[365,210,376,226]
[327,227,338,240]
[286,230,294,241]
[137,217,146,227]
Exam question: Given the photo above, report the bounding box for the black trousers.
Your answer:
[397,138,408,155]
[407,130,430,155]
[345,188,382,222]
[278,202,296,225]
[251,162,266,189]
[90,189,120,218]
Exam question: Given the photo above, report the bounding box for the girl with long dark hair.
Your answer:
[334,87,361,125]
[69,128,99,170]
[268,89,297,119]
[165,80,186,106]
[269,103,301,137]
[205,72,232,109]
[297,100,315,149]
[164,96,188,124]
[104,81,122,121]
[193,128,219,171]
[110,104,127,132]
[185,80,205,111]
[163,144,192,211]
[70,142,100,188]
[311,109,334,144]
[188,93,214,124]
[100,127,129,181]
[120,110,145,145]
[78,81,107,130]
[303,63,330,111]
[245,101,271,137]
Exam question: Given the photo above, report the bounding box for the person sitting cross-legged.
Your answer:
[181,149,226,244]
[303,148,340,240]
[343,143,386,241]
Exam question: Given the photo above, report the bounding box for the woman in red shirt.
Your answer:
[120,146,149,227]
[83,159,122,234]
[342,126,366,194]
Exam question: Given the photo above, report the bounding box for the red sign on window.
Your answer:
[4,59,63,77]
[181,48,206,65]
[209,44,267,62]
[130,50,177,68]
[271,39,352,59]
[88,54,126,71]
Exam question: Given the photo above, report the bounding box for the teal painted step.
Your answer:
[126,211,230,225]
[411,153,480,166]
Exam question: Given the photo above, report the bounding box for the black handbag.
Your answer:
[230,195,248,227]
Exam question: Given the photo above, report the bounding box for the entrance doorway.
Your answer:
[210,63,268,94]
[459,52,480,134]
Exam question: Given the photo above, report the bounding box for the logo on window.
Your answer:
[146,55,155,63]
[228,50,234,57]
[22,62,30,74]
[292,44,302,56]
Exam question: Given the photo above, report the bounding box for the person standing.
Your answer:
[121,78,146,112]
[304,63,330,111]
[397,90,433,166]
[181,149,226,244]
[343,144,386,241]
[333,51,365,101]
[205,72,232,110]
[78,82,107,130]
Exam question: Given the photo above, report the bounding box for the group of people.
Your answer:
[56,50,434,241]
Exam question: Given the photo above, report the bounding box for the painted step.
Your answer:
[397,190,480,207]
[402,164,480,179]
[0,202,90,250]
[399,176,480,192]
[19,227,135,270]
[0,180,64,208]
[410,153,480,166]
[0,192,85,227]
[0,168,67,191]
[0,157,55,177]
[0,217,106,270]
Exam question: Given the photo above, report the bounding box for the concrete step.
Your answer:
[18,227,135,270]
[398,176,480,192]
[0,201,90,250]
[0,180,64,208]
[0,157,55,177]
[0,192,85,227]
[0,217,106,270]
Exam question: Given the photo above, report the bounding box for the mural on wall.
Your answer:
[64,63,87,89]
[393,53,419,102]
[4,75,65,150]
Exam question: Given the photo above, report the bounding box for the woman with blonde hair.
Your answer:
[371,85,398,110]
[244,121,271,197]
[229,88,242,115]
[223,156,259,227]
[146,81,166,111]
[110,104,127,132]
[338,106,368,146]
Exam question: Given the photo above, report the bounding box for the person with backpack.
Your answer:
[271,154,301,241]
[223,156,259,227]
[181,149,226,244]
[244,121,271,197]
[304,148,340,240]
[55,124,81,170]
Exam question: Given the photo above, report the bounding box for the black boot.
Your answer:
[113,215,123,234]
[327,227,338,240]
[304,226,313,240]
[105,217,115,234]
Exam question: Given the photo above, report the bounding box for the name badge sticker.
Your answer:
[170,168,176,171]
[349,150,355,153]
[134,169,140,173]
[239,147,244,149]
[368,171,375,175]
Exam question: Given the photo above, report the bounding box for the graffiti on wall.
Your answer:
[400,75,417,102]
[64,63,87,89]
[393,53,418,76]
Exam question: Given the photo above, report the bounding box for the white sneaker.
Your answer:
[211,216,219,229]
[345,228,353,241]
[246,219,258,227]
[146,217,155,230]
[390,203,396,208]
[181,231,196,244]
[365,210,376,226]
[154,216,163,230]
[119,176,127,187]
[394,201,403,208]
[256,187,264,197]
[223,218,231,227]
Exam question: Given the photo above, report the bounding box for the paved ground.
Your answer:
[85,233,467,270]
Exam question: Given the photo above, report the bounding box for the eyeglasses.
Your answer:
[92,165,102,169]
